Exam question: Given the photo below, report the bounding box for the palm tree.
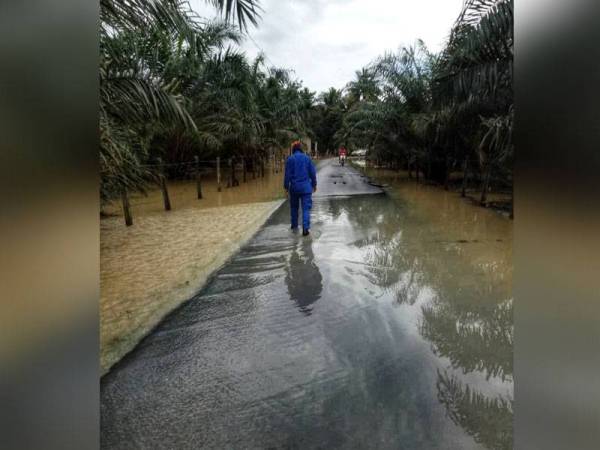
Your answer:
[313,88,346,155]
[101,0,261,33]
[332,41,435,170]
[478,106,513,203]
[100,0,261,203]
[433,0,513,201]
[346,67,380,104]
[319,0,512,206]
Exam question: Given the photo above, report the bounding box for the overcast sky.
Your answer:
[189,0,464,93]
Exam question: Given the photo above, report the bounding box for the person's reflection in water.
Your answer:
[284,238,323,315]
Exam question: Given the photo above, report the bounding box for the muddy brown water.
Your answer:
[100,168,290,372]
[101,159,512,449]
[102,169,286,217]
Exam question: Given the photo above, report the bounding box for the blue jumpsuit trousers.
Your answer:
[290,193,312,230]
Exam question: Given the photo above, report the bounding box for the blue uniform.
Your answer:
[284,149,317,230]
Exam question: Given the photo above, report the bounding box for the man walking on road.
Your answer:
[284,141,317,236]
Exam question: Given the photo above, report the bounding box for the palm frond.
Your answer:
[208,0,262,31]
[101,77,196,129]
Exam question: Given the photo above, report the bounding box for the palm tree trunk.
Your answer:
[426,156,431,180]
[416,156,420,183]
[232,157,239,186]
[226,158,232,188]
[480,164,492,205]
[461,157,468,197]
[444,155,450,191]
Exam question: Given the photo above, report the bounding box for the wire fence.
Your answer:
[139,160,216,168]
[118,155,288,227]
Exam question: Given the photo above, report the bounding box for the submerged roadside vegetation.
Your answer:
[100,0,513,216]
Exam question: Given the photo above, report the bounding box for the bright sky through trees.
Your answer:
[190,0,464,92]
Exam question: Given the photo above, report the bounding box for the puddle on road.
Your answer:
[311,173,513,449]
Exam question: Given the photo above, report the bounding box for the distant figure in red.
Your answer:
[338,146,347,166]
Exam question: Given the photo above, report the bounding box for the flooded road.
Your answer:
[101,159,512,449]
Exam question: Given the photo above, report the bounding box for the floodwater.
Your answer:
[101,159,512,449]
[102,169,285,218]
[358,164,513,213]
[100,200,282,374]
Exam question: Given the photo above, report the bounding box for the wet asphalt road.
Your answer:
[101,159,511,449]
[312,159,382,197]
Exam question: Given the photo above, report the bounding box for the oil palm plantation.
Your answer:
[333,40,435,170]
[315,0,513,209]
[100,0,261,202]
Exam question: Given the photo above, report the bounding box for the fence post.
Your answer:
[216,156,221,192]
[195,156,203,199]
[121,189,133,226]
[242,158,247,183]
[480,164,491,205]
[157,157,171,211]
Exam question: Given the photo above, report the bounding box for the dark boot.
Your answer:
[302,229,310,236]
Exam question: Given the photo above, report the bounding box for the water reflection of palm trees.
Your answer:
[284,239,323,316]
[421,299,513,381]
[333,194,513,448]
[357,233,427,306]
[436,370,513,450]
